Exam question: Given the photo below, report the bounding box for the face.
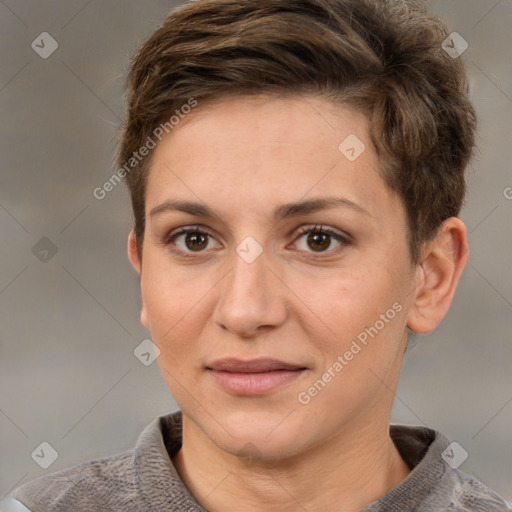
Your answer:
[133,95,419,460]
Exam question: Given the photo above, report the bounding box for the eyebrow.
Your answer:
[149,196,371,222]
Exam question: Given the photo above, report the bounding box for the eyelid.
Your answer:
[292,224,352,243]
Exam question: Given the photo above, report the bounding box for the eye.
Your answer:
[165,227,220,256]
[164,224,351,258]
[292,225,350,254]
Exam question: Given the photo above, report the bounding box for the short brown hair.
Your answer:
[117,0,476,262]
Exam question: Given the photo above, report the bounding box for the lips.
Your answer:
[207,358,305,373]
[206,358,306,396]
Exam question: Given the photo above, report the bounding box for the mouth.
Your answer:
[206,358,307,396]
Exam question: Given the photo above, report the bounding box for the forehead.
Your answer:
[146,95,400,222]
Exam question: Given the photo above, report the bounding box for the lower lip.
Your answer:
[208,369,305,396]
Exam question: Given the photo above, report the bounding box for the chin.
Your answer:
[201,409,312,461]
[219,433,306,463]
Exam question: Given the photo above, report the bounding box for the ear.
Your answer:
[127,230,142,276]
[407,217,469,334]
[127,231,149,329]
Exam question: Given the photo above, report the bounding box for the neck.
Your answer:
[172,410,411,512]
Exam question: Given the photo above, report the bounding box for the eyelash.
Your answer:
[164,225,351,259]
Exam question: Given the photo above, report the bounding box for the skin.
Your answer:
[127,94,468,511]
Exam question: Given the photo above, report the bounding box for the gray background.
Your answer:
[1,0,511,505]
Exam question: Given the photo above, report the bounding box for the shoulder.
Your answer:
[11,416,162,512]
[445,469,510,512]
[384,425,510,512]
[10,413,203,512]
[12,449,139,512]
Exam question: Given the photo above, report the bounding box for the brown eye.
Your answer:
[184,232,208,251]
[165,227,221,257]
[293,225,350,256]
[307,232,331,252]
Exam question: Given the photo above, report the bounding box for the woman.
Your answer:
[11,0,509,510]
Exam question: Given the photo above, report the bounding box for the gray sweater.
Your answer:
[9,411,510,511]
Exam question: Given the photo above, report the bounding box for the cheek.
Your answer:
[141,249,210,326]
[291,265,398,336]
[300,296,407,421]
[297,267,408,381]
[140,258,200,351]
[141,266,211,403]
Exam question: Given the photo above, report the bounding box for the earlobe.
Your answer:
[406,218,469,334]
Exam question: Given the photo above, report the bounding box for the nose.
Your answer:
[213,246,288,339]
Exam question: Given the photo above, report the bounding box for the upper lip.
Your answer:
[206,358,306,373]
